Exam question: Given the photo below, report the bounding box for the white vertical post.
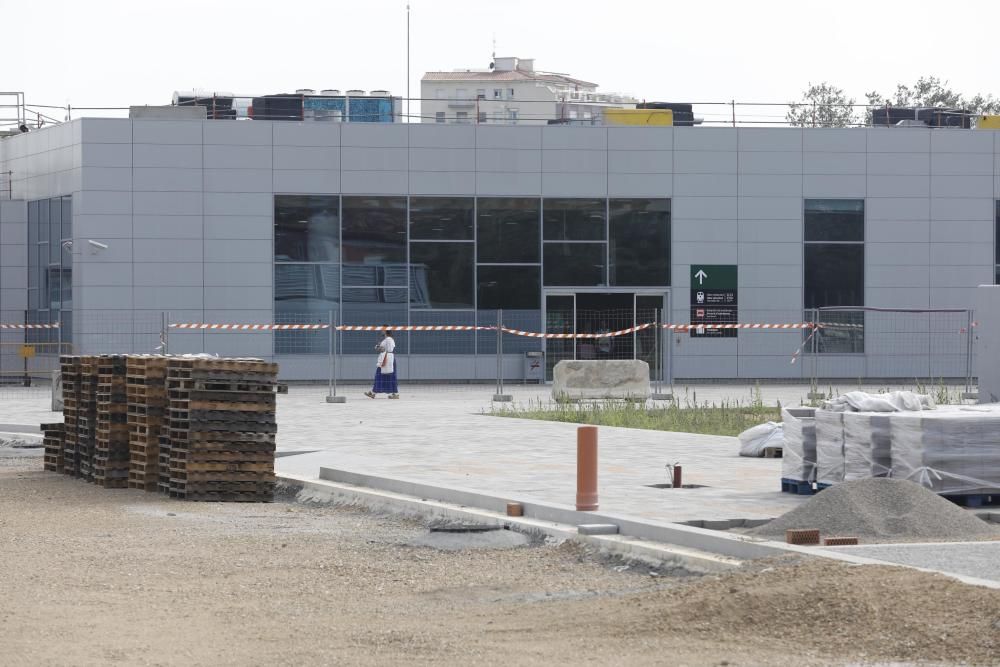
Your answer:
[493,308,511,402]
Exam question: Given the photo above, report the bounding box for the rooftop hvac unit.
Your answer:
[637,102,695,126]
[295,88,316,95]
[321,89,341,96]
[346,89,365,96]
[369,89,390,97]
[872,106,971,129]
[171,91,236,119]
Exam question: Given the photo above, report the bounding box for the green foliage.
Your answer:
[787,82,858,127]
[865,75,1000,121]
[488,388,781,438]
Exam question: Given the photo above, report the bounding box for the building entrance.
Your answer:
[543,291,668,382]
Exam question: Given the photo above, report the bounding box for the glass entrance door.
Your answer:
[544,291,668,381]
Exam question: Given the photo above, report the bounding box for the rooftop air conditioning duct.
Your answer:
[346,89,365,96]
[321,89,341,96]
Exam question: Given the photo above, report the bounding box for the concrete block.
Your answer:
[552,360,650,401]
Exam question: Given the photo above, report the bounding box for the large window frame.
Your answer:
[26,195,72,346]
[804,198,865,354]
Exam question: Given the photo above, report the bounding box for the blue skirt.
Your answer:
[372,368,398,394]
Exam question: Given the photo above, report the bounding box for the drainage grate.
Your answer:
[645,483,708,489]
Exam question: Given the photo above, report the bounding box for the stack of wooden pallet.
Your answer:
[166,358,278,502]
[42,422,64,472]
[94,355,129,488]
[60,356,80,477]
[77,355,98,482]
[126,356,168,491]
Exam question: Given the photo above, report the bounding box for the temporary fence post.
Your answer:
[326,309,346,403]
[493,308,511,402]
[963,309,977,402]
[807,308,822,401]
[651,309,672,401]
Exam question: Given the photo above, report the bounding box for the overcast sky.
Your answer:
[4,0,999,124]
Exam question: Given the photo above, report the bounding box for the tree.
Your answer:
[865,76,1000,117]
[786,83,858,127]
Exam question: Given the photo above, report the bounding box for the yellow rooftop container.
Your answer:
[977,115,1000,129]
[603,108,673,126]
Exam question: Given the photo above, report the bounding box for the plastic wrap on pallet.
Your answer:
[815,410,845,485]
[781,407,817,481]
[822,390,935,413]
[843,412,893,480]
[890,407,1000,495]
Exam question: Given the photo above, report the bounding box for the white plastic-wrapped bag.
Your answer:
[738,422,784,457]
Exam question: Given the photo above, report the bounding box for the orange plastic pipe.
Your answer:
[576,425,598,511]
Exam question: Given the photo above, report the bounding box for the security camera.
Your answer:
[61,240,74,250]
[87,240,109,250]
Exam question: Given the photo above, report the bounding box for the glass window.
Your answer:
[456,111,469,123]
[477,197,540,263]
[543,243,606,286]
[341,288,408,354]
[38,199,49,243]
[410,310,475,354]
[274,264,340,315]
[435,111,445,123]
[61,195,72,241]
[543,198,606,241]
[60,267,72,311]
[274,264,338,354]
[805,199,864,242]
[410,197,474,240]
[27,202,37,289]
[410,243,474,309]
[477,265,541,311]
[49,198,62,264]
[47,267,60,310]
[804,245,863,308]
[609,198,670,287]
[477,111,487,124]
[274,195,340,262]
[342,196,407,286]
[995,200,999,284]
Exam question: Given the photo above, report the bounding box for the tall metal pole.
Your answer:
[493,308,511,402]
[326,309,345,403]
[406,4,410,123]
[965,308,975,401]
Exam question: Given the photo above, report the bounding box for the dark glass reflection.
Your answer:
[410,242,474,309]
[609,198,670,286]
[543,198,606,241]
[274,195,340,262]
[543,243,606,286]
[49,198,61,264]
[804,199,864,242]
[410,197,474,240]
[477,197,540,263]
[477,266,541,310]
[341,288,408,354]
[804,244,863,308]
[342,196,407,286]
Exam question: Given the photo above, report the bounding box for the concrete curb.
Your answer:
[280,468,1000,590]
[278,473,743,574]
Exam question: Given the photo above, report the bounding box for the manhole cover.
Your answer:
[645,483,708,489]
[429,522,500,533]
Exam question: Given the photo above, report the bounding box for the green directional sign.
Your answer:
[690,265,737,290]
[690,264,738,338]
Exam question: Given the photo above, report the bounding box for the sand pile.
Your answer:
[749,478,1000,543]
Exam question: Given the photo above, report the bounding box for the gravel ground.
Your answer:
[749,478,1000,543]
[832,541,1000,584]
[2,458,1000,667]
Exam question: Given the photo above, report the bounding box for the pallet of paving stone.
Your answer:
[41,422,65,472]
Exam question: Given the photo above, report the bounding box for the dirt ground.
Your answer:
[2,454,999,667]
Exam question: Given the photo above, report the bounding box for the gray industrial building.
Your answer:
[1,118,998,382]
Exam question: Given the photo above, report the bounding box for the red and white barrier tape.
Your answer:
[502,323,655,339]
[170,323,329,330]
[662,323,815,331]
[0,323,60,329]
[335,325,490,332]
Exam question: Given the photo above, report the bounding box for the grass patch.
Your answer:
[489,388,780,437]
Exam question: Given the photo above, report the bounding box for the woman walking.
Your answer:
[365,330,400,399]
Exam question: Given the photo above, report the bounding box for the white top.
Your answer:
[378,336,396,354]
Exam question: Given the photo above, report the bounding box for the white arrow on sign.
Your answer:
[694,269,708,285]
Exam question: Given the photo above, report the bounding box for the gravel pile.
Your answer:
[749,478,1000,543]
